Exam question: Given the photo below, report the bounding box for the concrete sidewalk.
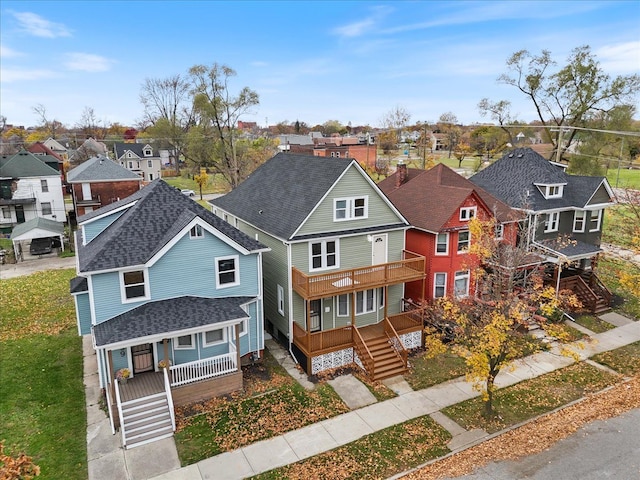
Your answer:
[136,319,640,480]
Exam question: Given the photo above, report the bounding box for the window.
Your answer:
[310,240,338,270]
[377,287,384,308]
[190,224,204,238]
[545,185,563,198]
[203,328,225,347]
[573,210,586,233]
[121,270,148,301]
[277,285,285,315]
[435,233,449,255]
[454,270,470,298]
[356,289,376,315]
[41,202,52,215]
[544,212,560,232]
[40,179,48,192]
[334,197,368,221]
[216,255,239,288]
[144,149,152,157]
[175,335,194,350]
[1,207,10,219]
[495,223,504,240]
[459,207,476,221]
[337,294,349,316]
[148,173,154,181]
[147,159,153,168]
[128,161,133,169]
[457,230,470,253]
[335,152,340,158]
[434,273,447,298]
[589,209,602,232]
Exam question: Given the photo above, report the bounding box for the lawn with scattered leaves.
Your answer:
[598,257,640,319]
[0,268,86,479]
[405,349,468,390]
[442,362,618,434]
[572,314,616,334]
[591,341,640,376]
[174,351,349,465]
[252,416,451,480]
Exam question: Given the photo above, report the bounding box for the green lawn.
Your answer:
[607,167,640,189]
[405,350,467,390]
[598,257,640,319]
[571,314,616,334]
[0,269,87,479]
[442,362,618,434]
[603,204,638,250]
[591,341,640,376]
[163,173,228,194]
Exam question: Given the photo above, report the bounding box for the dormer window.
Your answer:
[143,148,152,157]
[459,207,476,221]
[544,185,563,199]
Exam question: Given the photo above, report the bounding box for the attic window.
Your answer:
[545,185,563,199]
[144,148,152,157]
[459,207,476,221]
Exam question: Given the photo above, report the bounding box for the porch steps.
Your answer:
[121,392,174,449]
[366,336,407,381]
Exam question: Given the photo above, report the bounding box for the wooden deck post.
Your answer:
[163,338,169,364]
[107,349,115,409]
[235,323,241,370]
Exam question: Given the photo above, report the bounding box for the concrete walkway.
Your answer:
[0,254,76,279]
[129,318,640,480]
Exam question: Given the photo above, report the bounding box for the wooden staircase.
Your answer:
[354,322,408,381]
[120,392,174,449]
[366,336,407,381]
[559,274,612,314]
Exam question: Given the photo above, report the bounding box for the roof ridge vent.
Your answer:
[517,153,523,158]
[508,153,514,158]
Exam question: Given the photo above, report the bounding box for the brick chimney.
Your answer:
[396,161,408,187]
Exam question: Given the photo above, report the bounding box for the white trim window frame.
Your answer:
[238,319,248,337]
[434,272,447,298]
[435,232,449,255]
[337,294,349,317]
[190,224,204,239]
[589,209,603,232]
[573,210,586,233]
[377,287,384,309]
[545,185,563,199]
[277,285,285,316]
[203,327,226,347]
[40,179,49,192]
[309,239,339,271]
[459,206,477,221]
[41,202,52,215]
[147,159,153,168]
[215,255,240,288]
[120,269,150,303]
[333,196,368,221]
[454,270,470,298]
[457,230,470,253]
[174,334,195,350]
[355,289,376,315]
[495,223,504,240]
[544,212,560,233]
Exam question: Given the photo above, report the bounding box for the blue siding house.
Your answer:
[71,179,268,448]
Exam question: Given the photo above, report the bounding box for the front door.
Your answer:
[15,205,25,224]
[131,343,154,373]
[371,234,387,265]
[309,299,322,332]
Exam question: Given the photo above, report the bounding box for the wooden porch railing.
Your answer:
[387,311,424,334]
[587,273,613,305]
[162,367,176,432]
[353,327,375,378]
[292,322,353,355]
[559,276,597,312]
[383,318,407,367]
[292,252,425,300]
[114,378,126,447]
[169,354,237,387]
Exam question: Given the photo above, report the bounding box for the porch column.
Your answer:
[163,338,169,364]
[107,349,115,406]
[383,286,388,320]
[235,323,241,369]
[555,263,562,297]
[306,299,311,346]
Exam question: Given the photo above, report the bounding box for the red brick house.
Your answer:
[379,163,519,303]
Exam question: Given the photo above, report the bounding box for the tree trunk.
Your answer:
[483,371,497,418]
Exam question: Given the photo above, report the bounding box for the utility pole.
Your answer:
[616,138,625,188]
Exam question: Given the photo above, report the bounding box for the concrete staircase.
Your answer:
[366,336,407,381]
[121,392,174,449]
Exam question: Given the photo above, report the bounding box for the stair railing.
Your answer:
[114,378,126,447]
[353,327,375,379]
[163,367,176,431]
[383,318,408,367]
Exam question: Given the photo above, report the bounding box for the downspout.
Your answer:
[286,242,297,362]
[257,251,264,355]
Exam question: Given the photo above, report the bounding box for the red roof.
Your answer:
[378,163,517,233]
[27,142,64,162]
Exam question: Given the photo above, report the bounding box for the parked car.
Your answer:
[181,189,195,197]
[29,237,53,255]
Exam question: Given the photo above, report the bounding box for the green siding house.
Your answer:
[211,153,426,380]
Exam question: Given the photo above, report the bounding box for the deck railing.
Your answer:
[353,327,375,378]
[387,311,423,334]
[292,322,353,355]
[292,252,425,299]
[105,380,116,434]
[169,354,237,387]
[383,318,408,366]
[114,378,125,446]
[162,367,176,431]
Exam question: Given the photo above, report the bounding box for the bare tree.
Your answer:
[478,98,515,145]
[438,112,461,158]
[381,105,411,146]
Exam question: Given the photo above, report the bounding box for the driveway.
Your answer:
[0,255,76,280]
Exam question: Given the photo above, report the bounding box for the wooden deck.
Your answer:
[119,372,164,402]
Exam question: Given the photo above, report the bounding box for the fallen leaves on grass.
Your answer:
[402,375,640,479]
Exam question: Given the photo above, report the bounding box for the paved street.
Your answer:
[442,408,640,480]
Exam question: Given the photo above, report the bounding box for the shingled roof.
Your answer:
[77,179,266,273]
[378,163,517,233]
[67,155,142,183]
[93,296,253,347]
[0,150,60,178]
[211,153,366,240]
[113,142,157,159]
[470,148,611,211]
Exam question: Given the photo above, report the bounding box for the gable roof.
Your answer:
[211,152,396,240]
[113,142,157,159]
[470,148,613,211]
[67,155,142,183]
[77,179,266,273]
[378,163,517,233]
[0,150,60,178]
[27,142,64,161]
[10,216,64,239]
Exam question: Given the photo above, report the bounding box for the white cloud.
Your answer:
[250,61,269,67]
[596,41,640,74]
[0,45,24,58]
[11,11,72,38]
[64,53,114,72]
[332,5,393,38]
[0,67,59,83]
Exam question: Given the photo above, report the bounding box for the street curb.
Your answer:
[388,377,634,480]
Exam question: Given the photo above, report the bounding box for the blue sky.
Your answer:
[1,1,639,130]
